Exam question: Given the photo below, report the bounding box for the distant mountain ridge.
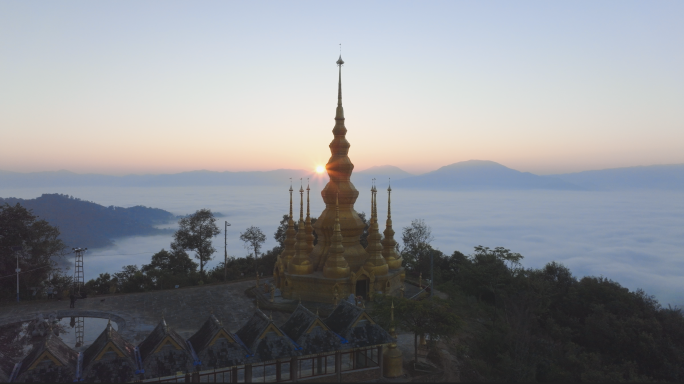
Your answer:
[393,160,585,191]
[2,161,683,190]
[0,169,313,188]
[0,194,176,248]
[352,165,414,187]
[549,164,684,190]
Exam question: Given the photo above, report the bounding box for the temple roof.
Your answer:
[187,314,224,352]
[137,318,188,362]
[18,333,77,377]
[0,351,14,382]
[82,320,135,368]
[280,304,318,342]
[235,310,297,361]
[324,299,393,348]
[281,304,341,354]
[324,299,365,335]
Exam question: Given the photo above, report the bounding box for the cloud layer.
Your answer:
[3,185,682,307]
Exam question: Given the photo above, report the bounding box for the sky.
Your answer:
[1,1,683,176]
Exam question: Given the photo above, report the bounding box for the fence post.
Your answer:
[192,371,199,382]
[291,356,298,382]
[245,364,252,383]
[335,351,341,382]
[184,372,191,382]
[276,360,282,382]
[378,346,384,378]
[231,367,238,383]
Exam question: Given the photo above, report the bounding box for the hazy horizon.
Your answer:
[3,159,684,177]
[2,1,683,176]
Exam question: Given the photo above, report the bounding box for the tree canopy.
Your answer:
[171,209,220,277]
[0,203,67,302]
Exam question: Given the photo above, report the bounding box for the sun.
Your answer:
[316,165,325,174]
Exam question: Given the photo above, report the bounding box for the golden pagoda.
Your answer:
[273,56,405,303]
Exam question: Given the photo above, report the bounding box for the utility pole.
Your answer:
[12,246,22,303]
[224,221,231,281]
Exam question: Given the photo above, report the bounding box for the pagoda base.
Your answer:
[282,267,405,304]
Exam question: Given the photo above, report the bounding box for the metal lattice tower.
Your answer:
[72,248,86,294]
[75,317,85,348]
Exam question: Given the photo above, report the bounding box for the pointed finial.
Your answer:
[336,52,344,111]
[316,307,319,317]
[289,179,293,219]
[256,300,259,309]
[269,312,273,321]
[391,300,395,322]
[387,181,392,219]
[298,296,302,305]
[299,179,304,221]
[306,179,311,215]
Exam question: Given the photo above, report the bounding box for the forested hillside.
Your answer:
[0,194,175,248]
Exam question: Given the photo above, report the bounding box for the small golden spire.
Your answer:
[298,296,302,305]
[364,178,388,275]
[289,179,313,275]
[269,312,273,321]
[256,300,259,309]
[299,179,304,222]
[391,300,394,323]
[382,180,402,270]
[281,182,298,270]
[304,180,314,254]
[316,307,319,317]
[289,179,293,219]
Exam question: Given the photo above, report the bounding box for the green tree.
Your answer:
[171,209,220,278]
[400,219,433,273]
[240,226,266,277]
[141,248,198,289]
[373,296,461,363]
[0,203,67,301]
[85,273,114,295]
[113,265,149,293]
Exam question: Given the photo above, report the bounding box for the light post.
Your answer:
[224,221,231,281]
[11,246,22,303]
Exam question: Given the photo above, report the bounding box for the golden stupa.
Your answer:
[273,56,405,303]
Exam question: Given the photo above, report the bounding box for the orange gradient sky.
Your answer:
[1,2,682,176]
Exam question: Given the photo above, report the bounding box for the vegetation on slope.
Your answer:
[0,194,175,248]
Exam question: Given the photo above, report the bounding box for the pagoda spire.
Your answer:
[382,180,402,269]
[311,55,367,273]
[289,180,313,275]
[278,182,297,276]
[304,180,314,254]
[323,193,350,278]
[364,179,388,275]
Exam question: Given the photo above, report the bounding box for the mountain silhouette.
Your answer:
[393,160,584,190]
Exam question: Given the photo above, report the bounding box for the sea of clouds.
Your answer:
[2,185,682,307]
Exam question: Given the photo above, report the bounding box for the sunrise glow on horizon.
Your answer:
[1,2,682,176]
